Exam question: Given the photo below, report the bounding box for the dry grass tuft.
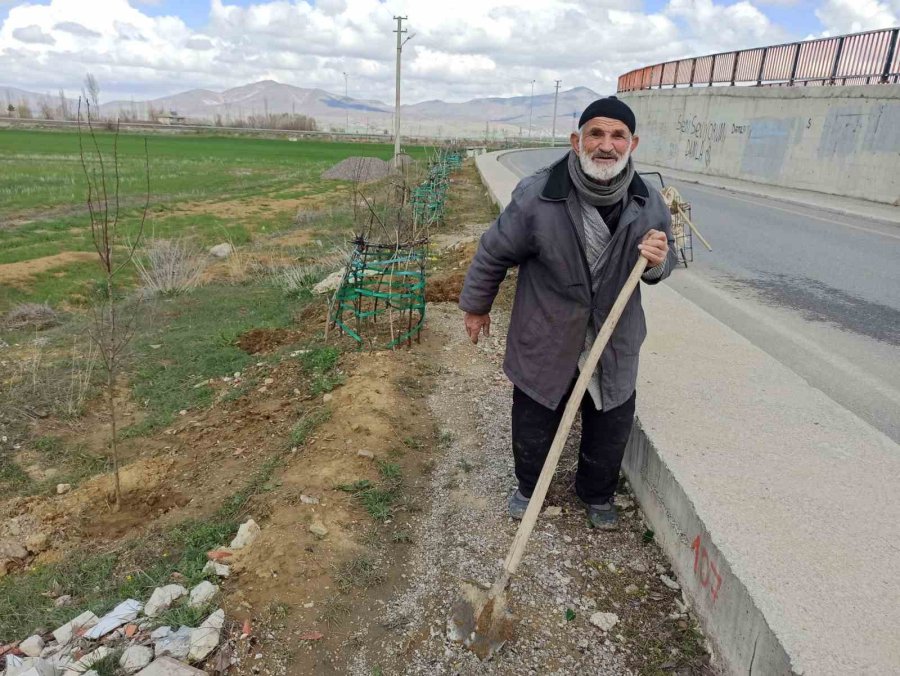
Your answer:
[134,239,206,296]
[2,303,60,331]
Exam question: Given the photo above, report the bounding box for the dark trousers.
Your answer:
[511,384,636,505]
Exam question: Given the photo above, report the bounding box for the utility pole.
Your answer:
[551,79,561,146]
[392,16,412,160]
[528,79,535,139]
[342,71,349,132]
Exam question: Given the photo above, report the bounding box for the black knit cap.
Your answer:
[578,96,636,134]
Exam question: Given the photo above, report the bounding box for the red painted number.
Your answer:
[691,535,723,603]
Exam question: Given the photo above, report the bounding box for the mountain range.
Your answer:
[2,80,604,138]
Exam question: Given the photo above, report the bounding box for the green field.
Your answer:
[0,128,429,311]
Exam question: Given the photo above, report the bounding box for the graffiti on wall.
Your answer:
[674,114,745,167]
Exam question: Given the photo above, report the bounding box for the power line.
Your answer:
[392,16,413,159]
[551,79,561,146]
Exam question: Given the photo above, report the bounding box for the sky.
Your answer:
[0,0,898,105]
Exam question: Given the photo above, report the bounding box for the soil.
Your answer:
[0,160,716,675]
[0,252,96,286]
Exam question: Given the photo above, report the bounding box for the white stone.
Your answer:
[19,636,44,658]
[208,243,233,258]
[309,520,328,537]
[144,584,187,617]
[52,610,99,644]
[322,393,333,403]
[56,484,71,495]
[188,609,224,662]
[299,494,319,505]
[357,450,374,459]
[202,561,230,578]
[544,506,562,516]
[135,656,206,675]
[78,647,111,669]
[312,268,378,295]
[84,599,142,639]
[120,646,153,674]
[154,626,193,660]
[589,612,619,632]
[8,657,56,676]
[229,519,260,550]
[188,581,219,608]
[149,626,172,640]
[53,595,72,607]
[660,574,681,591]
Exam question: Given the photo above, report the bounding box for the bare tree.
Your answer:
[84,72,100,109]
[17,100,32,119]
[39,100,55,120]
[77,98,150,510]
[59,89,70,120]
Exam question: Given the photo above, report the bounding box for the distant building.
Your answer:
[156,110,186,125]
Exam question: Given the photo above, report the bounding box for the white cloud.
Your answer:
[0,0,801,104]
[815,0,898,35]
[12,23,54,44]
[54,21,101,37]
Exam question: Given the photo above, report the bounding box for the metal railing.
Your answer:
[617,27,900,92]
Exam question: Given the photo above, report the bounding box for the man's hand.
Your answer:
[464,312,491,344]
[638,229,668,267]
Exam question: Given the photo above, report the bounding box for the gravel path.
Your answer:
[349,304,711,675]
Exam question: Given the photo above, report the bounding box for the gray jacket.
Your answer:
[458,156,677,410]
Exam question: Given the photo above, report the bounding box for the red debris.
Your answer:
[124,624,138,638]
[207,549,233,561]
[298,631,324,641]
[241,618,252,638]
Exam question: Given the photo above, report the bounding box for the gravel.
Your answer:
[343,304,711,675]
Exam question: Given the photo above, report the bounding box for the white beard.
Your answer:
[578,145,631,182]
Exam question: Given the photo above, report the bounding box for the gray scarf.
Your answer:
[567,149,633,207]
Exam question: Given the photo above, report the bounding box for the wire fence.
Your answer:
[617,27,900,92]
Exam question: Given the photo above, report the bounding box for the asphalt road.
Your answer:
[499,148,900,443]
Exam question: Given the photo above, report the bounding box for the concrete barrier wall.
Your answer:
[620,85,900,205]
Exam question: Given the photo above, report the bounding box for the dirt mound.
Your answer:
[321,157,391,182]
[426,271,466,303]
[237,327,307,354]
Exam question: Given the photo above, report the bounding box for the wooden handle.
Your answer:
[493,257,649,592]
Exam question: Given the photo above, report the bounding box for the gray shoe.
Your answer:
[587,502,619,530]
[507,490,530,520]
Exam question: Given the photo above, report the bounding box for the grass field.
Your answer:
[0,129,430,311]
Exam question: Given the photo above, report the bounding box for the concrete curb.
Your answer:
[472,149,900,676]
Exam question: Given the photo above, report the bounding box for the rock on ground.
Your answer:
[52,610,99,645]
[154,626,193,660]
[188,608,225,662]
[144,585,187,617]
[84,598,142,639]
[590,612,620,632]
[188,581,218,608]
[18,636,44,657]
[120,646,154,674]
[135,657,206,676]
[228,519,260,549]
[202,561,230,577]
[208,243,233,258]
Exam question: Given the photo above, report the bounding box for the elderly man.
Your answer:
[458,96,676,530]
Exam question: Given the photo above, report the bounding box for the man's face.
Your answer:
[570,117,639,181]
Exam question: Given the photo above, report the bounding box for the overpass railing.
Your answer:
[617,27,900,92]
